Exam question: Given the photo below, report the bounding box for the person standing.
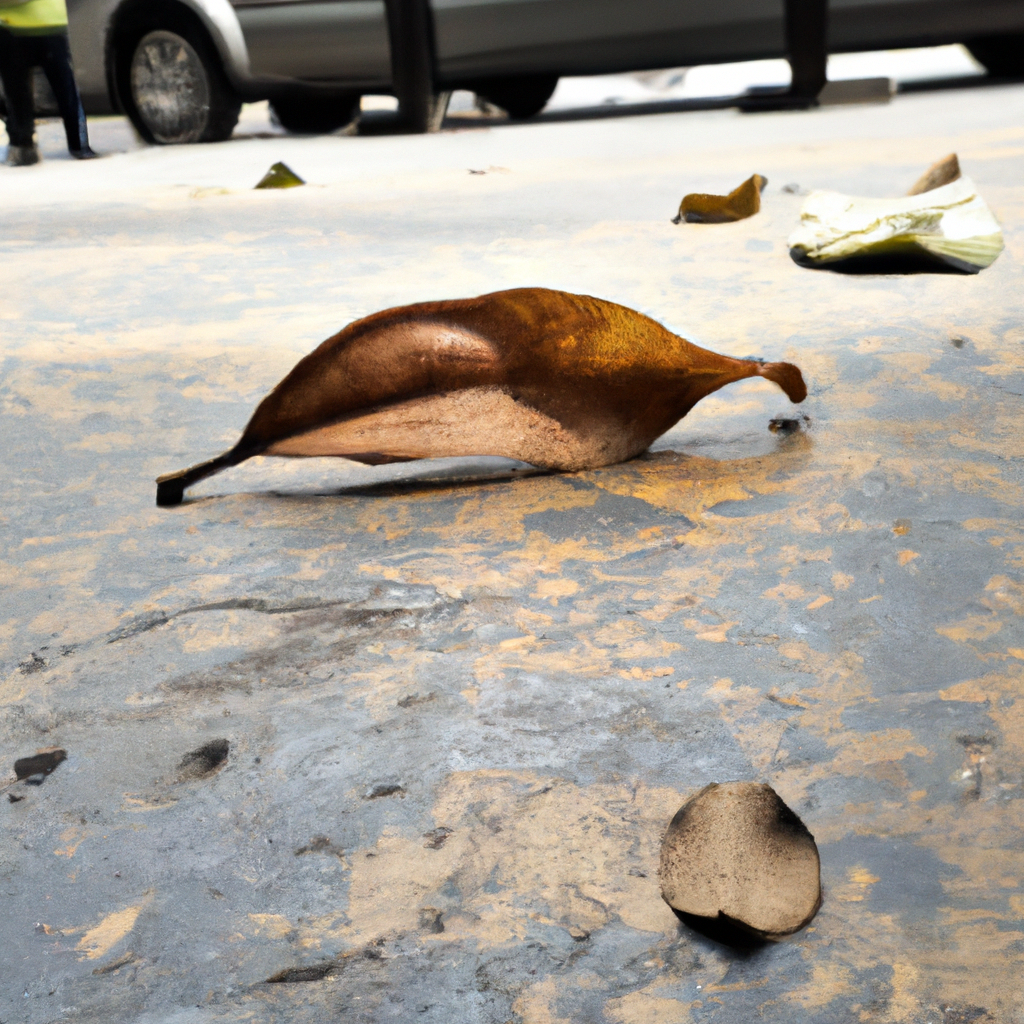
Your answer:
[0,0,97,165]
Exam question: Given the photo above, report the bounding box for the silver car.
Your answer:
[64,0,1024,143]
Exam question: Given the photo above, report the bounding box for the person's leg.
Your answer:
[38,30,96,157]
[0,29,41,162]
[786,0,828,100]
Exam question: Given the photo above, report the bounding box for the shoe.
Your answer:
[70,146,100,160]
[5,144,40,166]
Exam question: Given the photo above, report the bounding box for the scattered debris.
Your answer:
[817,76,894,106]
[957,734,994,802]
[295,835,345,857]
[365,782,405,799]
[155,288,806,505]
[189,187,232,200]
[19,653,47,674]
[14,748,67,782]
[397,692,436,708]
[92,951,136,975]
[788,156,1003,274]
[659,781,821,939]
[177,739,229,780]
[942,1004,995,1024]
[266,961,340,983]
[672,174,767,224]
[769,414,811,434]
[418,907,445,933]
[255,162,305,190]
[422,826,454,849]
[907,152,960,196]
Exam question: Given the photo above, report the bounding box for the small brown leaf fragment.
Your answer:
[907,153,961,196]
[365,782,404,799]
[266,962,339,983]
[397,692,436,708]
[659,781,821,939]
[294,835,345,858]
[418,907,445,933]
[673,174,767,224]
[14,748,67,781]
[423,826,453,849]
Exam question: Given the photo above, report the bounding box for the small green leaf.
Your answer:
[254,162,305,189]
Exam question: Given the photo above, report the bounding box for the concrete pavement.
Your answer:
[2,78,1024,1023]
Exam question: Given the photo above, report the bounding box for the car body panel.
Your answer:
[829,0,1024,52]
[232,0,391,86]
[67,0,1024,117]
[432,0,785,80]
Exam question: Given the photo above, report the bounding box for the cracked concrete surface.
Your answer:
[2,80,1024,1023]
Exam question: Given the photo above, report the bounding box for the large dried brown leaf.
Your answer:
[156,288,806,506]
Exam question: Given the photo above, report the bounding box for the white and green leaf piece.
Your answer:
[788,176,1004,274]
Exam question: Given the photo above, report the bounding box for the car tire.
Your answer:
[966,33,1024,77]
[474,74,559,120]
[115,13,241,144]
[270,94,361,134]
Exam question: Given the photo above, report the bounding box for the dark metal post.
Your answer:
[384,0,450,132]
[786,0,828,101]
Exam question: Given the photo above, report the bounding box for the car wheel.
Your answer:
[474,74,559,120]
[270,94,361,134]
[966,33,1024,77]
[117,22,241,144]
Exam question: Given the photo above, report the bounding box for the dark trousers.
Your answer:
[0,27,90,152]
[786,0,828,99]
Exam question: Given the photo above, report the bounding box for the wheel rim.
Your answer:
[130,30,211,144]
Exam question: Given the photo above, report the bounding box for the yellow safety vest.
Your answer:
[0,0,68,33]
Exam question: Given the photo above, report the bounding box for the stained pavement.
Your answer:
[2,80,1024,1023]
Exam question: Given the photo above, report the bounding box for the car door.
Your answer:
[232,0,392,85]
[829,0,1024,52]
[431,0,786,82]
